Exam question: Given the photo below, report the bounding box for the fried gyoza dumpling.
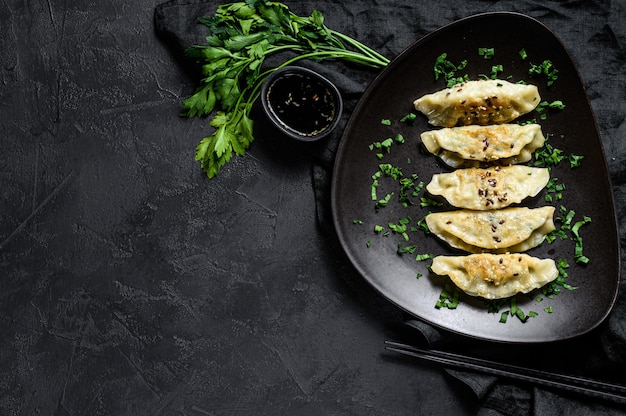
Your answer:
[426,166,550,210]
[420,124,545,168]
[413,79,541,127]
[425,206,555,253]
[431,253,558,299]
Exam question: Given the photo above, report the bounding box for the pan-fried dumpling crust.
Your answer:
[431,253,558,299]
[413,79,541,127]
[420,124,545,168]
[426,166,550,210]
[425,206,555,253]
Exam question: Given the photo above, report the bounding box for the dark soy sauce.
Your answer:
[266,73,337,136]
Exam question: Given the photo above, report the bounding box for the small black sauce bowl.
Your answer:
[260,66,343,142]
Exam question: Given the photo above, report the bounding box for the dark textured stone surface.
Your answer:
[1,1,624,415]
[0,1,470,414]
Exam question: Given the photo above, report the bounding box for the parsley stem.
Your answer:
[330,30,391,64]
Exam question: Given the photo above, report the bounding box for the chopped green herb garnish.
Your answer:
[415,216,431,234]
[478,47,495,59]
[415,253,434,262]
[379,163,403,180]
[545,177,565,202]
[400,113,417,123]
[546,228,568,243]
[376,192,394,210]
[490,64,504,79]
[528,59,559,86]
[572,216,591,264]
[548,100,565,110]
[369,137,394,154]
[389,217,411,241]
[433,53,469,87]
[397,243,418,254]
[510,298,529,323]
[420,197,443,208]
[569,154,584,168]
[398,175,423,207]
[485,298,507,314]
[499,312,509,323]
[435,283,460,309]
[519,48,528,60]
[558,206,576,230]
[494,297,538,324]
[543,258,576,298]
[535,100,566,120]
[534,141,566,167]
[381,118,392,126]
[371,171,381,200]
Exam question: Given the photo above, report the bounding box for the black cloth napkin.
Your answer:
[154,1,626,414]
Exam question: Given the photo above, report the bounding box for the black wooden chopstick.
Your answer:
[384,340,626,405]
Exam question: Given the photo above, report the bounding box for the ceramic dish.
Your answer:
[261,66,343,141]
[331,12,620,343]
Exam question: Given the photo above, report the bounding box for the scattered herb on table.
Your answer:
[182,0,390,178]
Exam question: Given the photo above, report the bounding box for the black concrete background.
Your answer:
[2,1,625,415]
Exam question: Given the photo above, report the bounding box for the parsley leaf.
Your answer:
[184,1,390,178]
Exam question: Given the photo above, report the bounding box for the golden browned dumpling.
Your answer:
[431,253,558,299]
[426,166,550,210]
[420,124,545,168]
[413,79,541,127]
[425,206,555,253]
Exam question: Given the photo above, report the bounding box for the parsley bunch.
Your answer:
[182,0,390,178]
